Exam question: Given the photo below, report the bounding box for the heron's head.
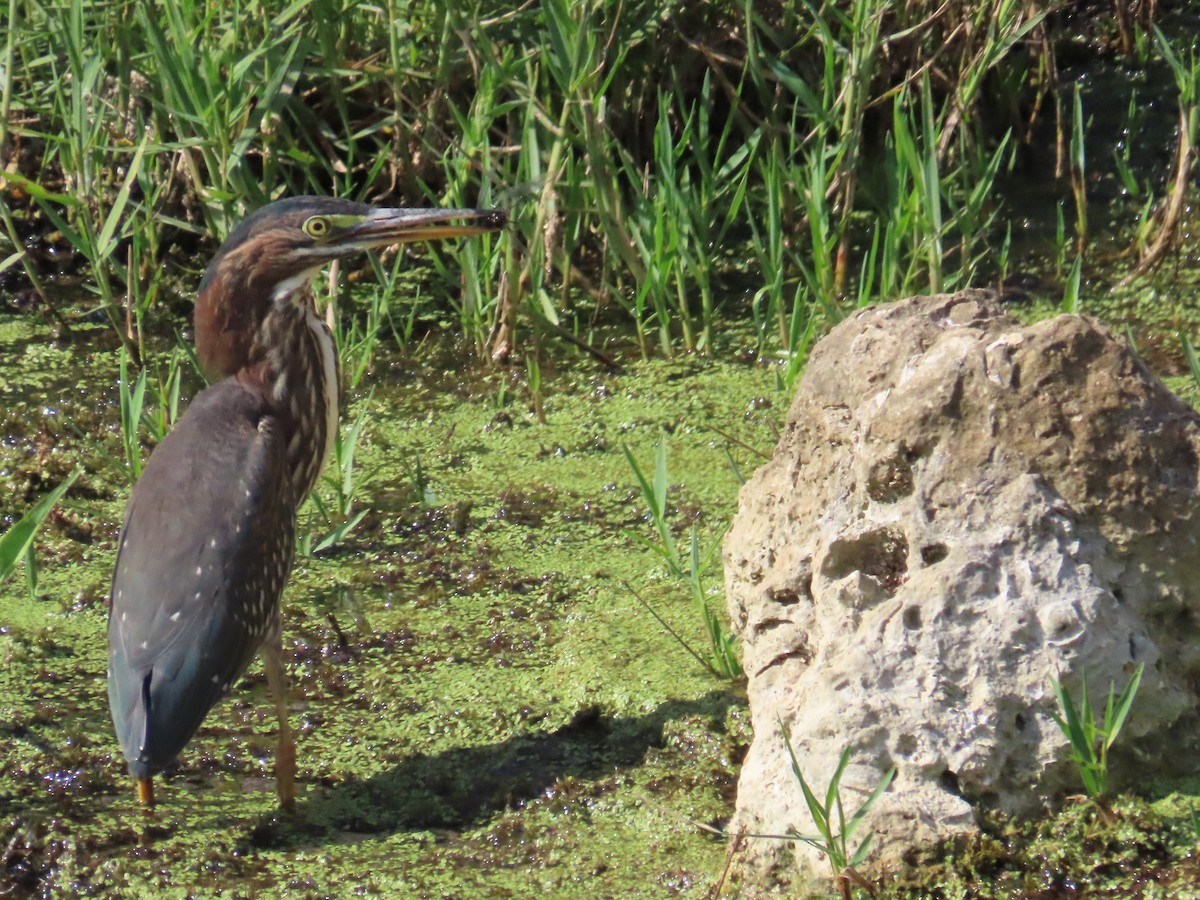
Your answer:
[195,196,506,379]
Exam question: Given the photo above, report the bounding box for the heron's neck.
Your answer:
[250,283,340,504]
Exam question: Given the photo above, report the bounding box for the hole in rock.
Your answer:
[821,528,909,593]
[939,769,963,798]
[866,453,915,503]
[920,543,949,565]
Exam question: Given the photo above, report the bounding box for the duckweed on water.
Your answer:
[0,315,771,896]
[4,286,1200,895]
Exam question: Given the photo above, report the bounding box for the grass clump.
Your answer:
[6,1,1195,368]
[780,724,895,900]
[623,439,742,680]
[1049,662,1145,820]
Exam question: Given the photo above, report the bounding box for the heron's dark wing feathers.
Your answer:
[107,378,294,778]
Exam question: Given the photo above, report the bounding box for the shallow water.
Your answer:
[3,246,1200,895]
[0,310,778,896]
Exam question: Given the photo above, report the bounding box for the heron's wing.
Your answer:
[107,378,295,777]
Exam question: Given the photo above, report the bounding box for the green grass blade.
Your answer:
[780,722,836,847]
[1103,662,1145,751]
[0,249,23,273]
[849,832,875,869]
[1078,677,1098,750]
[622,444,663,522]
[652,438,669,520]
[623,441,676,558]
[311,509,368,555]
[0,472,80,582]
[1181,334,1200,390]
[625,581,715,676]
[620,528,681,569]
[96,134,149,258]
[844,766,895,843]
[825,746,851,823]
[1050,676,1095,764]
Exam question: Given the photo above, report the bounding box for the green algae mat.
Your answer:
[4,306,1200,897]
[0,315,774,896]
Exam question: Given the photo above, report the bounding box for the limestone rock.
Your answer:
[723,291,1200,891]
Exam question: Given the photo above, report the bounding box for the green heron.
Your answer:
[107,196,506,808]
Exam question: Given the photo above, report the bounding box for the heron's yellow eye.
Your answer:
[302,216,331,239]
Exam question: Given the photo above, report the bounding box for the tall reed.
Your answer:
[2,0,1167,365]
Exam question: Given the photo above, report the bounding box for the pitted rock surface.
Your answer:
[724,290,1200,891]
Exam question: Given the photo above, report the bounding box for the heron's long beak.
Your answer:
[339,207,507,249]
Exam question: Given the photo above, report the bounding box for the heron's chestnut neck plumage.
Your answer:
[193,198,367,502]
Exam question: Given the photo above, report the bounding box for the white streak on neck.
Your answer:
[306,305,339,480]
[271,267,322,305]
[268,265,339,491]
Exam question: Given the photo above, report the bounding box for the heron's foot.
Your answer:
[136,777,155,807]
[277,735,296,813]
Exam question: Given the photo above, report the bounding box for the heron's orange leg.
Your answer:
[263,622,296,812]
